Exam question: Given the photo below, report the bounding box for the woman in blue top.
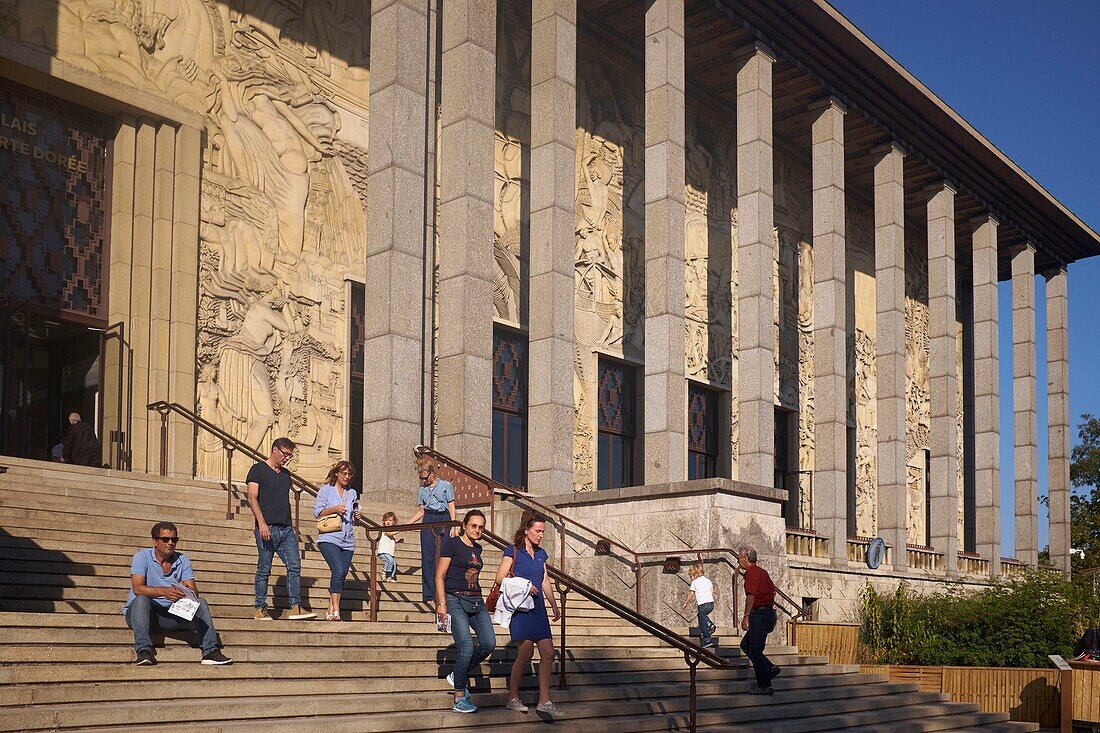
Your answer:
[313,461,360,621]
[405,460,456,604]
[493,512,563,718]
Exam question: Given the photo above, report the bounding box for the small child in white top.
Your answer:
[682,563,717,647]
[377,512,403,581]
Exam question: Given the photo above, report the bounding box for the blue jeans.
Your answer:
[697,601,715,644]
[421,510,449,601]
[125,595,219,655]
[318,543,354,594]
[740,606,777,687]
[446,593,496,694]
[379,553,397,578]
[254,524,302,608]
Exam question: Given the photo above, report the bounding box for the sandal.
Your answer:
[325,611,342,622]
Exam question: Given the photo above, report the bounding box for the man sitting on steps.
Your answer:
[123,521,233,666]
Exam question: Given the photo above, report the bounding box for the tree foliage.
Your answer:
[1070,414,1100,570]
[859,571,1100,668]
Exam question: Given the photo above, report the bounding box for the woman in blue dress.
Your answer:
[493,512,563,718]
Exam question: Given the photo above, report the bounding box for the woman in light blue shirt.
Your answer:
[405,461,456,604]
[313,461,359,621]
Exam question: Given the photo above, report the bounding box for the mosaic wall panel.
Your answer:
[0,80,112,322]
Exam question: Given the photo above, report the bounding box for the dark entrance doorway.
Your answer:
[0,302,130,466]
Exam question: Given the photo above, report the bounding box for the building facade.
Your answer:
[1,1,1096,620]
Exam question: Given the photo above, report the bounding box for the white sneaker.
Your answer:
[536,701,564,718]
[506,698,529,712]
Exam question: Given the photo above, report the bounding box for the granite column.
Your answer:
[810,97,848,563]
[1012,243,1038,566]
[874,142,907,569]
[1046,266,1071,576]
[436,0,497,472]
[971,215,1001,575]
[736,43,777,489]
[927,182,959,575]
[644,0,688,483]
[364,0,432,495]
[528,0,577,495]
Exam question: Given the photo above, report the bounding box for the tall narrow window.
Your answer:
[491,328,527,487]
[597,359,637,490]
[688,384,719,480]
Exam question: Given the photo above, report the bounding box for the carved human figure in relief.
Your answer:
[215,275,295,449]
[493,132,523,323]
[196,363,245,477]
[209,53,338,262]
[575,136,624,349]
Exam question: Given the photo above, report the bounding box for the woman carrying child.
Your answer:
[493,511,563,719]
[682,562,717,648]
[435,509,496,714]
[313,461,360,622]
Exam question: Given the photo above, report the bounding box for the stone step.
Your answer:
[709,699,996,733]
[855,716,1036,733]
[0,678,940,732]
[0,651,831,691]
[0,517,507,564]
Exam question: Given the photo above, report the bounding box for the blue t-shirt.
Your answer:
[122,548,195,614]
[418,479,455,513]
[313,483,357,550]
[440,535,483,595]
[504,544,548,589]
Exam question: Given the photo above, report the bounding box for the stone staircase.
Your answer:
[0,456,1036,732]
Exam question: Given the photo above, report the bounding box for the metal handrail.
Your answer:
[414,445,808,622]
[146,411,765,732]
[147,400,339,536]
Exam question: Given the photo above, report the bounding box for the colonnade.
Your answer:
[363,0,1072,576]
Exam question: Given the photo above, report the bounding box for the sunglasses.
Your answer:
[277,449,294,459]
[155,536,179,543]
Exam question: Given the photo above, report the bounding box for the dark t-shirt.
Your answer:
[246,461,292,526]
[440,536,483,596]
[743,564,776,610]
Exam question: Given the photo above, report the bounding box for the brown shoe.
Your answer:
[287,605,317,621]
[253,607,273,621]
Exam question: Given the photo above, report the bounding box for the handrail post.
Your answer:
[224,443,234,520]
[368,532,379,622]
[158,410,168,477]
[559,519,566,576]
[635,559,642,614]
[489,488,496,534]
[685,650,700,733]
[293,489,301,549]
[557,581,569,690]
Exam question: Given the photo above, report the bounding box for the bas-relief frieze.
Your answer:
[493,2,529,326]
[684,112,735,390]
[904,228,930,544]
[847,204,877,538]
[6,1,371,481]
[775,161,813,528]
[572,47,645,491]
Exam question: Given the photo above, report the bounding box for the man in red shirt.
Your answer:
[738,545,780,694]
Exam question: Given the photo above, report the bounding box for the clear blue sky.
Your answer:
[830,0,1100,556]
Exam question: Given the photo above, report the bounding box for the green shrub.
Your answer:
[858,569,1100,668]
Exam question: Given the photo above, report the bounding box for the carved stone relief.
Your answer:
[572,46,644,491]
[775,161,813,527]
[493,2,529,326]
[905,228,930,544]
[847,204,877,537]
[10,1,371,482]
